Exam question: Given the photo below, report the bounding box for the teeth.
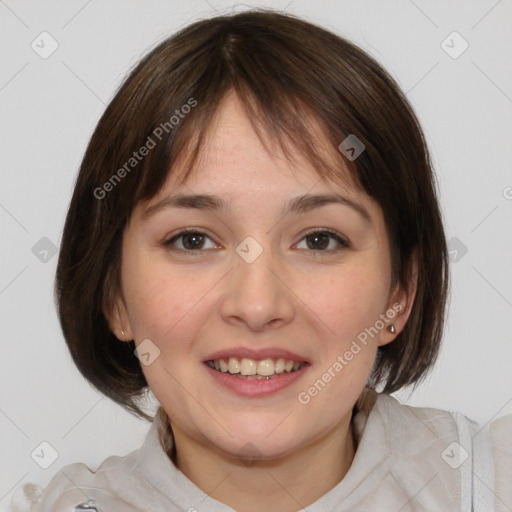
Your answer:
[240,358,257,376]
[208,356,304,377]
[228,358,240,374]
[257,358,275,376]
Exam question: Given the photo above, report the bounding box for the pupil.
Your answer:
[307,233,328,250]
[184,233,204,250]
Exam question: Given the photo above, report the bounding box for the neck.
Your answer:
[169,412,357,512]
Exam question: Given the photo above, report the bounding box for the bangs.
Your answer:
[132,87,360,212]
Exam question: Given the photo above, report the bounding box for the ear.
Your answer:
[103,295,134,342]
[378,248,418,347]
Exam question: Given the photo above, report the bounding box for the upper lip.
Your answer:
[204,347,311,364]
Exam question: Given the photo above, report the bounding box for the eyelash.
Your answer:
[163,227,350,256]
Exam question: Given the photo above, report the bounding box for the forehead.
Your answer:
[154,91,361,201]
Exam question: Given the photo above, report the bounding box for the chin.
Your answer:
[207,417,307,461]
[216,435,301,464]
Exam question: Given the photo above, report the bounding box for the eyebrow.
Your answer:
[141,192,372,224]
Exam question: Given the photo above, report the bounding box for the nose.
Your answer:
[220,243,296,332]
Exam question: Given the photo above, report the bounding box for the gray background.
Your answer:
[1,0,511,502]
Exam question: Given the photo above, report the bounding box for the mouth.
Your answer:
[204,357,309,380]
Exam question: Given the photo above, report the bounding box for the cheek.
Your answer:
[301,260,390,343]
[292,258,388,405]
[121,256,208,403]
[294,269,382,416]
[122,252,210,338]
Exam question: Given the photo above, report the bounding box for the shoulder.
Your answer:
[371,393,512,511]
[373,392,467,438]
[8,452,143,512]
[7,415,174,512]
[488,412,512,511]
[371,392,499,461]
[9,462,96,512]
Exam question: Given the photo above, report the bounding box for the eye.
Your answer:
[163,227,349,255]
[295,229,349,252]
[163,229,218,253]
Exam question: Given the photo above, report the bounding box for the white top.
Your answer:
[8,393,512,512]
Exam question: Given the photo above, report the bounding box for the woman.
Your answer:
[10,8,510,512]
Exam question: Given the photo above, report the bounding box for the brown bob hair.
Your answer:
[55,8,449,420]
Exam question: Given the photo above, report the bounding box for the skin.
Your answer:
[107,91,417,512]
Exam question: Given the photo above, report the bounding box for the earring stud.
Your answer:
[387,324,396,333]
[121,329,125,337]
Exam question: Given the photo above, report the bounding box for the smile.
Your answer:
[203,357,310,397]
[206,357,306,379]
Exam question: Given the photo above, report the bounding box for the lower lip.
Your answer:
[203,363,310,397]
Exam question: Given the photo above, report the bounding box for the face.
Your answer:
[111,91,411,462]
